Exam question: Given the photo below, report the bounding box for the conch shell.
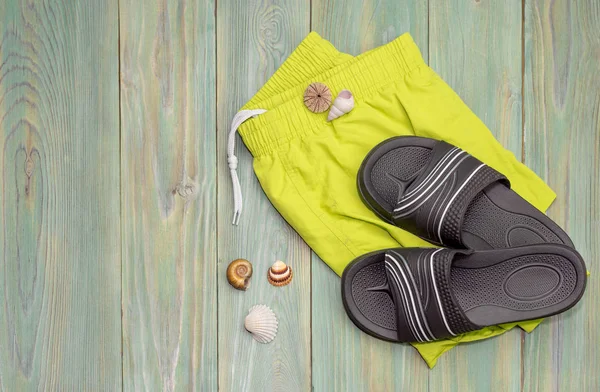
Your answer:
[267,260,293,287]
[226,259,253,290]
[304,82,332,113]
[327,90,354,121]
[244,304,278,344]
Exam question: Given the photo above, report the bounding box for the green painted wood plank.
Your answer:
[429,0,524,155]
[310,1,430,390]
[0,0,121,389]
[311,0,429,56]
[427,0,523,388]
[523,1,600,390]
[119,0,217,390]
[216,1,312,391]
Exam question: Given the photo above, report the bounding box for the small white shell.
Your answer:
[327,90,354,121]
[244,304,278,344]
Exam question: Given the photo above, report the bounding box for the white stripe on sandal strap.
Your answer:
[436,164,486,243]
[386,249,457,340]
[385,252,436,342]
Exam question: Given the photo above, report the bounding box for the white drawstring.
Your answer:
[228,109,267,225]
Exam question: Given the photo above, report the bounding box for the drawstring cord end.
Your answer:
[227,109,267,226]
[232,210,241,226]
[228,155,242,225]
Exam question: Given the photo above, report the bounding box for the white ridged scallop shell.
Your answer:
[244,304,278,344]
[327,90,354,121]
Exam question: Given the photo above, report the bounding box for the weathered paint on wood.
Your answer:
[311,0,429,56]
[310,1,430,391]
[522,0,600,390]
[0,0,598,390]
[0,0,121,390]
[216,1,312,391]
[119,0,217,390]
[428,0,523,389]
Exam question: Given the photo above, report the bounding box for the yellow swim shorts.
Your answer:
[236,32,556,367]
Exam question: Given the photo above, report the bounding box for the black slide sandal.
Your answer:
[341,246,586,343]
[358,136,574,249]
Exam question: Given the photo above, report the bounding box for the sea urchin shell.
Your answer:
[267,260,293,287]
[226,259,253,290]
[245,304,278,344]
[304,82,332,113]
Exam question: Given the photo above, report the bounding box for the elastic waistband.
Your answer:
[239,32,426,157]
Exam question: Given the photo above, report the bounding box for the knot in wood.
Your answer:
[25,156,34,178]
[176,178,199,200]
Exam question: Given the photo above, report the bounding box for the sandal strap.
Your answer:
[383,248,477,342]
[392,141,508,247]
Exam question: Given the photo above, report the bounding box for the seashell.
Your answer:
[244,304,278,344]
[267,260,293,287]
[226,259,253,290]
[327,90,354,121]
[304,82,332,113]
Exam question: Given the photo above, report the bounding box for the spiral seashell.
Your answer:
[244,304,278,344]
[327,90,354,121]
[267,260,293,287]
[226,259,253,290]
[304,82,332,113]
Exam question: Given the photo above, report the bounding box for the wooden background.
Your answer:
[0,0,598,390]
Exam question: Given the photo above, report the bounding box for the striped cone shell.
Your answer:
[267,260,293,287]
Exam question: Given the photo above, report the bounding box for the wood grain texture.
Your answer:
[523,0,600,390]
[0,0,121,390]
[310,1,430,391]
[311,0,429,56]
[0,0,597,390]
[216,1,312,391]
[427,0,524,389]
[119,0,217,390]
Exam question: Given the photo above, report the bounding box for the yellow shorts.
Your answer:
[238,32,555,367]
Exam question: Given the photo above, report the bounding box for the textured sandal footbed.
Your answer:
[341,245,586,342]
[357,136,574,249]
